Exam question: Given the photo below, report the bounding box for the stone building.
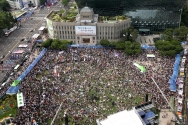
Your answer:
[46,6,131,45]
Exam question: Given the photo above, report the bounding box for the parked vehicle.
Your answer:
[5,30,12,36]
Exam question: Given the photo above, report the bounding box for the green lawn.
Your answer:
[0,95,18,121]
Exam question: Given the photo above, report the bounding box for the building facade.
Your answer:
[75,0,186,32]
[46,6,131,45]
[6,0,39,9]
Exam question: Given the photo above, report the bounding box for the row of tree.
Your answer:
[163,26,188,41]
[41,39,72,50]
[0,0,10,11]
[0,11,15,36]
[62,0,70,6]
[100,39,142,55]
[155,40,183,57]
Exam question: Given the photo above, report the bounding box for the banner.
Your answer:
[17,92,24,107]
[147,54,155,57]
[11,80,20,86]
[133,63,146,73]
[46,19,54,38]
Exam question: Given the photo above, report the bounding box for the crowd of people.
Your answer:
[10,47,176,124]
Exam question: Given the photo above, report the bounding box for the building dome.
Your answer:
[80,6,93,13]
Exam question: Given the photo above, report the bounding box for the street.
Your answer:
[0,1,63,82]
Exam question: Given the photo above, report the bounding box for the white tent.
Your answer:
[38,26,46,31]
[18,44,28,48]
[178,84,183,89]
[178,90,183,95]
[100,109,143,125]
[32,34,40,39]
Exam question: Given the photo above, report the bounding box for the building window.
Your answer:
[93,37,95,40]
[83,16,89,18]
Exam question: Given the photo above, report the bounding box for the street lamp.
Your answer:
[143,73,184,125]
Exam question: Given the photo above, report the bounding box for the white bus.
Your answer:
[14,64,20,71]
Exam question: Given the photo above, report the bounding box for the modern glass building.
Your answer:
[75,0,186,32]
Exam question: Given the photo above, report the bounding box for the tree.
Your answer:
[0,0,10,11]
[62,0,70,6]
[41,39,53,48]
[115,40,125,50]
[0,11,15,36]
[155,40,183,57]
[124,41,141,55]
[174,26,188,41]
[100,39,110,47]
[163,28,173,41]
[39,0,46,5]
[122,26,138,42]
[109,41,116,47]
[181,6,188,26]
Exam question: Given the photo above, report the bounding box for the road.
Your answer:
[0,1,63,82]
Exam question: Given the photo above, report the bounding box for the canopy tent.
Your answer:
[12,50,24,54]
[180,68,184,72]
[38,26,46,31]
[36,39,43,43]
[178,84,183,89]
[17,48,47,81]
[177,105,182,112]
[147,54,155,57]
[169,54,181,92]
[133,63,146,73]
[32,34,40,39]
[178,77,184,83]
[141,45,156,50]
[6,86,20,95]
[100,109,143,125]
[178,98,183,104]
[18,44,28,48]
[178,90,183,95]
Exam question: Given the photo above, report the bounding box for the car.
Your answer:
[20,38,25,41]
[30,29,33,32]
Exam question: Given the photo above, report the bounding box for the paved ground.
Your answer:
[0,1,63,82]
[159,109,176,125]
[136,34,160,45]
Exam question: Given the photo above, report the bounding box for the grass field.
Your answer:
[0,95,18,122]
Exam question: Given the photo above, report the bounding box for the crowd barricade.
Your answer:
[5,48,47,95]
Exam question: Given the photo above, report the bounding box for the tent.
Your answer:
[38,26,46,31]
[32,34,40,39]
[36,39,43,43]
[12,50,24,54]
[18,44,28,48]
[6,86,20,95]
[133,63,146,73]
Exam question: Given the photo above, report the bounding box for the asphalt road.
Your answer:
[0,1,63,82]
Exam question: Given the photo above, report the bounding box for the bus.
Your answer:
[14,64,20,72]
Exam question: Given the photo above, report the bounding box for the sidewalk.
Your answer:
[159,109,175,125]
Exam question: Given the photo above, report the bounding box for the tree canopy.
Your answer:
[124,41,142,55]
[62,0,70,6]
[0,10,15,29]
[0,0,10,11]
[100,39,110,47]
[39,0,46,5]
[155,40,183,57]
[122,26,138,42]
[162,26,188,42]
[41,39,72,50]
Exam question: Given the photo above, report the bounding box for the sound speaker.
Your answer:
[145,94,148,102]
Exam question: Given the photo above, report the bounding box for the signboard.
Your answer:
[75,26,96,36]
[17,92,24,107]
[46,19,54,38]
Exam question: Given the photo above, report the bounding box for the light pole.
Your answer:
[147,74,184,124]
